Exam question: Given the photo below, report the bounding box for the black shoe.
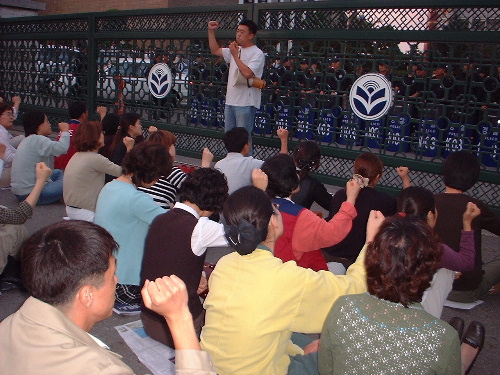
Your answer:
[462,321,485,375]
[0,278,24,291]
[0,256,25,291]
[448,317,465,340]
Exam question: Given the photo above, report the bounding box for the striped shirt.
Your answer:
[138,166,187,209]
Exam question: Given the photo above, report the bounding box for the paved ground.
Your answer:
[0,153,498,375]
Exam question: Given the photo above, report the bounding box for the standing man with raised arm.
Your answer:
[208,19,265,154]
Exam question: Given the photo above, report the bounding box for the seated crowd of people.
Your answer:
[0,97,499,375]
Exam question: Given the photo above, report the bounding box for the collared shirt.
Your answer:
[0,125,17,166]
[173,202,228,256]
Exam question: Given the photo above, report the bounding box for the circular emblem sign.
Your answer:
[148,63,173,99]
[349,73,394,121]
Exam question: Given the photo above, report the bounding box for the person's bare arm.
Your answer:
[277,128,289,154]
[0,143,6,160]
[462,202,480,231]
[201,147,214,168]
[208,21,223,57]
[345,178,361,206]
[24,162,52,208]
[228,41,255,79]
[12,96,21,115]
[142,276,200,350]
[365,210,385,243]
[96,106,107,120]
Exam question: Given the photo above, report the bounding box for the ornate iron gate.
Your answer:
[1,2,499,213]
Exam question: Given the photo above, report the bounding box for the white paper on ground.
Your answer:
[443,299,484,310]
[115,320,175,375]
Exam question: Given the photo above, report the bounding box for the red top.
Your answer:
[53,120,80,170]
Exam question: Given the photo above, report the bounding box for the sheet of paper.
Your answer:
[115,320,176,375]
[443,299,484,310]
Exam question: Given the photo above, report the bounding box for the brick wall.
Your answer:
[40,0,238,15]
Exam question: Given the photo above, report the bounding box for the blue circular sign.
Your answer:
[148,63,173,99]
[349,73,394,121]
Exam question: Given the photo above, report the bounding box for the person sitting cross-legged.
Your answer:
[11,111,69,205]
[141,167,229,348]
[200,185,369,375]
[214,127,288,194]
[318,215,484,375]
[94,143,171,313]
[261,154,360,271]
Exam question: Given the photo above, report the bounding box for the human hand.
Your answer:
[208,20,219,30]
[35,162,52,182]
[96,106,107,119]
[396,166,409,179]
[58,122,69,133]
[462,202,480,231]
[12,95,21,106]
[123,136,135,151]
[396,166,411,188]
[366,210,385,243]
[141,275,190,322]
[229,41,239,57]
[252,169,268,191]
[148,126,158,133]
[345,178,361,205]
[0,143,6,160]
[303,339,320,355]
[277,127,289,140]
[201,147,214,167]
[197,274,208,295]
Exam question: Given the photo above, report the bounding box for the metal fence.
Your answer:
[1,1,499,214]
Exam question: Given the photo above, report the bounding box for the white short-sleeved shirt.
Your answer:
[222,45,265,109]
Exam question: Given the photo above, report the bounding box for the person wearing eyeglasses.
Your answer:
[0,99,23,188]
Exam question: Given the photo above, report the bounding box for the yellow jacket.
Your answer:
[201,245,367,375]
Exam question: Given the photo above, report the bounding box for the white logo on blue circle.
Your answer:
[148,63,172,99]
[349,73,394,121]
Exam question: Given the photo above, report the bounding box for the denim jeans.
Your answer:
[224,105,257,155]
[287,332,319,375]
[15,169,64,205]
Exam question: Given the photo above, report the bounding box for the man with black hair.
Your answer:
[434,150,500,302]
[0,221,218,374]
[54,100,88,169]
[141,167,229,348]
[208,19,265,154]
[214,127,288,194]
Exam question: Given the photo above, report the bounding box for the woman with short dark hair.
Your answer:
[11,111,70,205]
[319,215,483,375]
[397,186,479,318]
[319,215,461,375]
[94,143,172,312]
[138,130,188,208]
[291,140,332,211]
[63,121,122,221]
